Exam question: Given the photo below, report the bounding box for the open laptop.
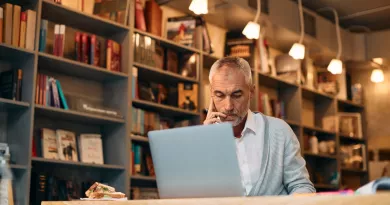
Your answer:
[148,123,245,199]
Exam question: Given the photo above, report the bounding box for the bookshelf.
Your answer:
[0,0,370,203]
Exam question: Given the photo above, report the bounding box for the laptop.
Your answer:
[148,123,245,199]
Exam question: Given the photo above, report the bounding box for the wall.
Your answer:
[351,69,390,150]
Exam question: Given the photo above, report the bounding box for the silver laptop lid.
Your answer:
[148,123,244,199]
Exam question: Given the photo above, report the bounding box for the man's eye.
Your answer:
[215,93,224,97]
[232,93,242,98]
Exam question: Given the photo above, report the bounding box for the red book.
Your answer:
[89,35,100,66]
[75,32,81,61]
[32,136,37,157]
[53,25,60,56]
[39,74,45,105]
[106,40,112,70]
[81,33,89,63]
[135,0,146,31]
[35,74,40,104]
[58,25,65,57]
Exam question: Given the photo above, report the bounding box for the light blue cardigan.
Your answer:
[248,113,316,196]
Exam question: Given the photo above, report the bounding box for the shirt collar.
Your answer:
[241,109,257,135]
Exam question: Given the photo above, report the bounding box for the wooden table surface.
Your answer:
[42,193,390,205]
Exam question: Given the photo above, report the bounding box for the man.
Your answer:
[204,56,315,196]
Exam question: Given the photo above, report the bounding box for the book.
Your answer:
[225,31,255,68]
[78,134,104,164]
[356,177,390,194]
[145,0,162,36]
[166,16,196,47]
[75,32,81,61]
[53,24,60,56]
[56,79,69,110]
[61,0,80,11]
[19,11,27,48]
[178,83,198,111]
[135,0,146,31]
[89,35,100,66]
[41,128,59,159]
[56,129,78,162]
[106,40,121,71]
[0,69,18,100]
[16,69,22,101]
[0,7,3,43]
[39,20,48,52]
[2,3,12,44]
[58,24,66,57]
[25,10,36,50]
[81,33,89,63]
[12,4,21,47]
[132,66,138,99]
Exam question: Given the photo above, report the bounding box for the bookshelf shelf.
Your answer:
[337,99,364,110]
[131,175,156,181]
[34,104,125,125]
[134,29,201,54]
[132,99,200,117]
[10,164,28,170]
[133,62,198,83]
[41,0,129,38]
[314,183,339,190]
[0,43,35,61]
[285,119,301,127]
[0,98,30,110]
[341,168,368,174]
[131,134,149,142]
[301,86,334,101]
[304,152,338,160]
[258,72,299,89]
[38,52,128,82]
[303,125,336,136]
[31,157,126,170]
[339,135,365,144]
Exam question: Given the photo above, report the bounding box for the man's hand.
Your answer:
[203,100,226,125]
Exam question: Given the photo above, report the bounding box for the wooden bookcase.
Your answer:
[0,0,368,204]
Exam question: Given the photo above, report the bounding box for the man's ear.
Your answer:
[249,84,255,99]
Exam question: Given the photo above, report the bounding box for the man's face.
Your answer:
[210,66,254,126]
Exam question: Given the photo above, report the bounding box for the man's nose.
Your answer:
[224,97,234,111]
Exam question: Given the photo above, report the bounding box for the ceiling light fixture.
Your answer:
[242,0,261,39]
[289,0,305,60]
[318,7,343,74]
[189,0,208,15]
[371,68,384,83]
[371,58,385,83]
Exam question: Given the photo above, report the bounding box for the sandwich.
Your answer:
[85,182,126,199]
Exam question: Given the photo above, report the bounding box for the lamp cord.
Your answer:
[317,7,342,59]
[298,0,304,44]
[254,0,261,23]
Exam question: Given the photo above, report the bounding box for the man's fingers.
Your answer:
[209,112,227,119]
[207,101,215,118]
[203,118,222,125]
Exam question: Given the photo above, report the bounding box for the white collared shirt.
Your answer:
[235,110,264,195]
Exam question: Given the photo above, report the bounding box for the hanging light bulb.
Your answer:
[318,7,343,74]
[289,43,305,60]
[242,21,260,39]
[189,0,208,15]
[289,0,305,60]
[327,59,343,74]
[371,68,384,83]
[242,0,261,39]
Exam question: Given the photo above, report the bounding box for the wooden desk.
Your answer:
[42,193,390,205]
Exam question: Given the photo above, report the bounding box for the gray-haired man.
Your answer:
[204,56,315,196]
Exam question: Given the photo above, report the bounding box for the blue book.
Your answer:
[39,20,48,52]
[55,80,69,110]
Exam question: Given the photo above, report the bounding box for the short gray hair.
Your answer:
[209,57,252,85]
